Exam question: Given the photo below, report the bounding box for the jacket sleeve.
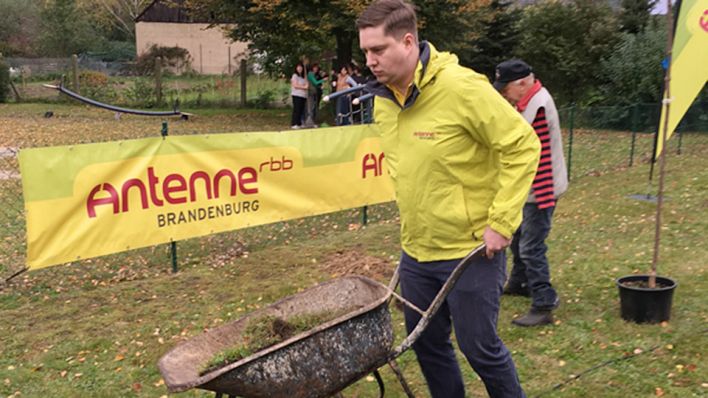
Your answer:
[307,71,324,85]
[460,78,540,238]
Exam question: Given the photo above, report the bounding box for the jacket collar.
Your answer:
[366,41,431,110]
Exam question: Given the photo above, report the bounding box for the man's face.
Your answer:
[359,25,414,87]
[501,80,527,104]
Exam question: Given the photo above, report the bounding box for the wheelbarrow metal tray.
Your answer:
[158,275,394,397]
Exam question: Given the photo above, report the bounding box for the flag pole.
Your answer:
[650,0,676,289]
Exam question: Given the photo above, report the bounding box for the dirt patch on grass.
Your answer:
[320,247,395,282]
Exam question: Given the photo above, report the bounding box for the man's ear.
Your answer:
[403,32,416,49]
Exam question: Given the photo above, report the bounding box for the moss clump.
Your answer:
[200,309,353,375]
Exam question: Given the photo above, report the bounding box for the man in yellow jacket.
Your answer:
[357,1,539,397]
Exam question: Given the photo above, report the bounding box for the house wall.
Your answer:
[135,22,248,75]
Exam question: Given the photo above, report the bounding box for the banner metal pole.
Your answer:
[161,121,179,273]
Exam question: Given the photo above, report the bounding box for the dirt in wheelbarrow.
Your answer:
[198,248,393,375]
[200,307,362,376]
[319,246,396,282]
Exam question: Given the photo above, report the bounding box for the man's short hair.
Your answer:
[356,0,418,41]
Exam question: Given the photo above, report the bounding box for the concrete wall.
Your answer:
[136,22,249,75]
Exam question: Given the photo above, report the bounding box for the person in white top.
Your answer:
[290,62,309,129]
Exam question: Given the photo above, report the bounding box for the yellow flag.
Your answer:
[656,0,708,157]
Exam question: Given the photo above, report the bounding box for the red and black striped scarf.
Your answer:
[517,80,555,209]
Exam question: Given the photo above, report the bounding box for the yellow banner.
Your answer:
[19,125,394,270]
[656,0,708,157]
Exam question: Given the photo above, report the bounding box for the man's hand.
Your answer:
[483,226,511,258]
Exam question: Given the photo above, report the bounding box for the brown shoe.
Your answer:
[511,308,554,327]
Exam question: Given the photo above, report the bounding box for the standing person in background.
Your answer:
[493,59,568,327]
[335,63,357,125]
[290,62,308,129]
[307,63,327,125]
[350,64,368,123]
[357,0,539,397]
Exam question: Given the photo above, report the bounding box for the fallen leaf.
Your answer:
[655,387,664,396]
[114,354,125,361]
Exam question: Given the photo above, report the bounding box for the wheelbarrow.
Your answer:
[158,244,486,397]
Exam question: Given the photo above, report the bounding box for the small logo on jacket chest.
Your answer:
[413,131,438,140]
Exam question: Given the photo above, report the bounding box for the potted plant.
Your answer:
[617,0,682,324]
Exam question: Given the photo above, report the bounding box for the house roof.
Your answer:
[135,0,214,23]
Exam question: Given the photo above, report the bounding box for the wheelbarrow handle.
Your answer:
[388,244,487,359]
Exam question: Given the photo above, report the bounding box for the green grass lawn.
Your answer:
[0,104,706,397]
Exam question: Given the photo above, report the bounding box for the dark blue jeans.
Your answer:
[336,95,352,125]
[509,203,558,310]
[399,251,525,398]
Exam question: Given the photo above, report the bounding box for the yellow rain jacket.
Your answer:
[368,42,540,261]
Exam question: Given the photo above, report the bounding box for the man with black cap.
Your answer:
[494,59,568,327]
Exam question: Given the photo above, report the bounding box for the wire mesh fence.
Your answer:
[559,99,708,133]
[0,99,706,282]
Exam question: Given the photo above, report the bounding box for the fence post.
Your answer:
[161,120,179,273]
[155,56,163,106]
[228,46,232,75]
[629,103,638,167]
[240,59,247,107]
[567,104,575,182]
[71,54,79,93]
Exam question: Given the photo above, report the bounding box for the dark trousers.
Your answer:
[509,203,558,309]
[308,91,320,123]
[291,95,306,126]
[336,95,352,125]
[399,251,525,398]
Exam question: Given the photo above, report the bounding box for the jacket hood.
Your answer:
[416,41,458,88]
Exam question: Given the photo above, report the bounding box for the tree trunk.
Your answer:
[334,29,354,69]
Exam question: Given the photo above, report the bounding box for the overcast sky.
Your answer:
[651,0,677,15]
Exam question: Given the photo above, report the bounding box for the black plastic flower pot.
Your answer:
[616,275,677,324]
